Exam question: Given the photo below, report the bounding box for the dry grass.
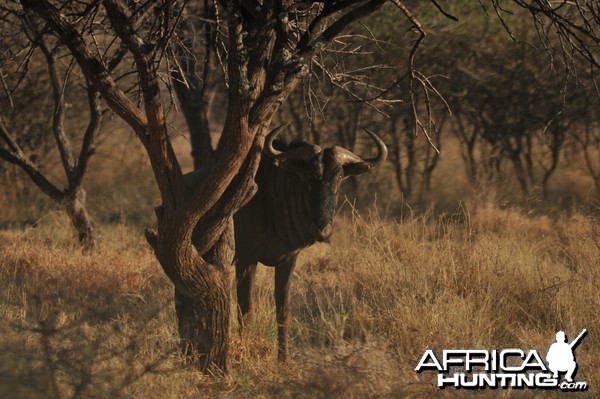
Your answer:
[0,205,599,398]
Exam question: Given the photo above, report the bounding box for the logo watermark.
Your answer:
[415,329,588,391]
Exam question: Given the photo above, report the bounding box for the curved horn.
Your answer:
[362,129,388,167]
[265,123,289,157]
[333,147,364,165]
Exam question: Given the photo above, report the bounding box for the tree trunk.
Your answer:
[174,266,230,371]
[390,115,413,200]
[153,217,234,372]
[454,116,479,185]
[64,188,97,250]
[508,152,530,196]
[541,132,563,200]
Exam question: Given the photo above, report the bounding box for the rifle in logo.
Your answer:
[546,329,587,382]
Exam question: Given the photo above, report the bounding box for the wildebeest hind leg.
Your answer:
[236,262,257,330]
[275,256,298,361]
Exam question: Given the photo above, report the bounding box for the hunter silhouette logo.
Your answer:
[546,329,587,383]
[415,329,588,391]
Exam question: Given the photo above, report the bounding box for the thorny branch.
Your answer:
[390,0,440,153]
[492,0,600,69]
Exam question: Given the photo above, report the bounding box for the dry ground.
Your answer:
[0,203,599,398]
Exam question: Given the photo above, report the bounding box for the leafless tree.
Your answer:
[495,0,600,70]
[573,105,600,192]
[0,11,101,248]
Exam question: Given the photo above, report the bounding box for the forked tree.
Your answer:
[0,29,101,249]
[14,0,600,373]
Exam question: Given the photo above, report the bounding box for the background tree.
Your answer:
[572,95,600,193]
[170,1,219,170]
[0,11,101,248]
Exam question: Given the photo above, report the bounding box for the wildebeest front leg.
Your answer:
[236,262,257,329]
[275,256,298,361]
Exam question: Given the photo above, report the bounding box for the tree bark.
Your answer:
[64,188,97,250]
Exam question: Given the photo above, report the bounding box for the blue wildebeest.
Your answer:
[234,127,387,360]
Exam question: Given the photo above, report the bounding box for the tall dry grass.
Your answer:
[0,204,599,398]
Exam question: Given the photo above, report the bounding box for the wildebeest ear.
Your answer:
[343,162,369,176]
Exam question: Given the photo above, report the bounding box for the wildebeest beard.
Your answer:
[311,148,342,242]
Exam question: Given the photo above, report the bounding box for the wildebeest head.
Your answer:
[264,126,388,240]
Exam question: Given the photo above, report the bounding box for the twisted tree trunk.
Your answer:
[158,225,233,371]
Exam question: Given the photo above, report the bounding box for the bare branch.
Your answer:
[296,0,386,59]
[39,39,76,177]
[20,0,148,135]
[71,87,102,190]
[0,116,21,154]
[429,0,458,22]
[297,0,365,51]
[0,68,13,108]
[0,120,63,201]
[103,0,184,208]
